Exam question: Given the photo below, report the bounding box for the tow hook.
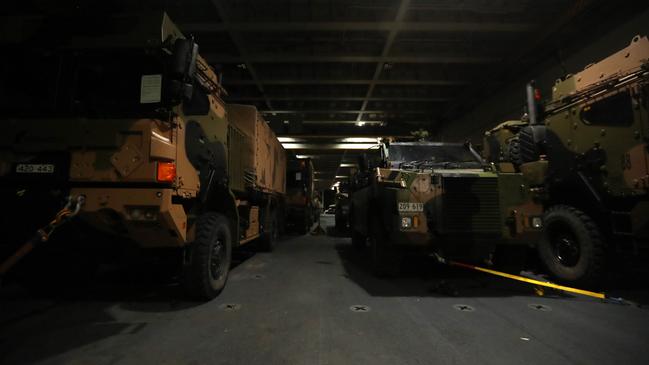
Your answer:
[0,195,86,279]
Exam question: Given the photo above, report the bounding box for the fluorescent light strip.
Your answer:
[278,137,304,142]
[339,137,380,143]
[282,143,378,150]
[301,120,384,125]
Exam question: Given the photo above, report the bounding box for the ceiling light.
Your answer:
[278,137,302,142]
[339,163,357,167]
[340,137,378,143]
[302,120,384,125]
[283,120,289,125]
[282,143,378,150]
[356,121,365,127]
[335,175,349,179]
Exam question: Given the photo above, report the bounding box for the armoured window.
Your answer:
[580,91,634,126]
[0,48,164,118]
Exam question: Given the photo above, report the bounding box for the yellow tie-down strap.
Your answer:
[449,261,606,300]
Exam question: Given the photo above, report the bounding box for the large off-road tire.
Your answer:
[507,136,523,167]
[537,205,605,287]
[182,212,232,300]
[351,230,367,250]
[258,212,278,252]
[370,233,401,277]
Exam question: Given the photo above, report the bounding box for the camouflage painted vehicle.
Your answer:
[0,12,286,299]
[350,141,543,275]
[487,35,649,286]
[482,120,528,164]
[285,157,316,234]
[334,192,351,233]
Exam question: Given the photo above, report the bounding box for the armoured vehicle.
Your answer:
[285,157,316,234]
[486,35,649,286]
[482,120,528,164]
[334,192,351,233]
[0,12,286,299]
[350,141,544,275]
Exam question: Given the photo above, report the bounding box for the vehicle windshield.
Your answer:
[0,48,166,118]
[287,170,309,188]
[388,143,482,169]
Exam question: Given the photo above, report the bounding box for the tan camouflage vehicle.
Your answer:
[350,141,543,275]
[487,35,649,286]
[285,157,317,234]
[0,12,286,299]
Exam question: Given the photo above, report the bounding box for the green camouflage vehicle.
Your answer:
[350,141,544,275]
[486,35,649,286]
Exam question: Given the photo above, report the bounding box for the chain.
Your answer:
[0,195,86,278]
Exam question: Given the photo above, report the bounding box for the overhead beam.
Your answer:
[298,120,385,125]
[207,1,273,111]
[184,22,534,33]
[204,54,498,64]
[283,143,379,150]
[227,96,450,102]
[223,79,469,86]
[261,110,433,114]
[358,0,411,123]
[278,134,411,139]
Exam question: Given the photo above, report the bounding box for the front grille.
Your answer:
[441,177,500,233]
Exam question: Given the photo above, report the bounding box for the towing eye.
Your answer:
[0,195,85,279]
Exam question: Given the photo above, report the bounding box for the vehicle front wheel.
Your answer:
[537,205,605,287]
[182,212,232,300]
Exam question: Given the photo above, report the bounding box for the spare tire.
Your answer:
[507,137,523,167]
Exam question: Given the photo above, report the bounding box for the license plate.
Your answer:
[398,202,423,212]
[15,164,55,174]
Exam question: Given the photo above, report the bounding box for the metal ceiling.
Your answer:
[165,0,646,190]
[5,0,647,191]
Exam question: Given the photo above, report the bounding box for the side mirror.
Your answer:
[171,38,198,80]
[165,38,199,106]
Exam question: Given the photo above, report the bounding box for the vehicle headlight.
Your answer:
[401,216,412,229]
[531,217,543,229]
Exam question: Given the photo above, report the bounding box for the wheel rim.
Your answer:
[549,222,580,267]
[209,233,227,281]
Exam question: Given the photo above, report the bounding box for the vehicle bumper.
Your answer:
[71,187,188,247]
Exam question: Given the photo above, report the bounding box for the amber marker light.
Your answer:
[157,162,177,183]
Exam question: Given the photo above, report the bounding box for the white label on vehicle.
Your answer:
[398,202,423,212]
[295,172,302,181]
[16,164,55,174]
[140,74,162,104]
